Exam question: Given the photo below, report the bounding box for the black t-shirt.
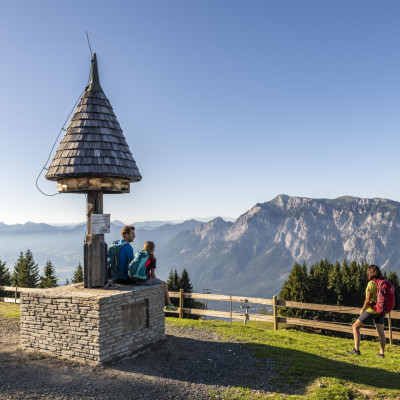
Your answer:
[146,257,156,279]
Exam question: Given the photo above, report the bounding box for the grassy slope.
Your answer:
[1,303,398,399]
[0,302,20,319]
[167,318,400,400]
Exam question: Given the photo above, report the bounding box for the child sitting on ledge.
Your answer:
[133,241,177,311]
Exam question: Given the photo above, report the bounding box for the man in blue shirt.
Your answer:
[115,225,135,283]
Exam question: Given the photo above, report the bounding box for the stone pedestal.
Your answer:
[20,284,165,364]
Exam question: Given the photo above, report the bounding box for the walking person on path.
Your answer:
[347,264,386,358]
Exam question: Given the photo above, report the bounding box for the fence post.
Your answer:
[230,294,232,324]
[388,313,393,345]
[15,286,18,304]
[179,289,184,319]
[273,295,278,330]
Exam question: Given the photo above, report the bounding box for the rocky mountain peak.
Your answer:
[269,194,315,210]
[158,194,400,298]
[194,217,232,241]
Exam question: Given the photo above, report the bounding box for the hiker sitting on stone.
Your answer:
[111,225,135,284]
[132,241,177,311]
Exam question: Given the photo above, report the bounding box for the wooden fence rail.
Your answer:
[2,286,399,344]
[0,285,36,304]
[167,291,400,344]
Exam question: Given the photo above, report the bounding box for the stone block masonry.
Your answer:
[20,284,165,364]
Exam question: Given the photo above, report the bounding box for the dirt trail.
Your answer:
[0,318,277,399]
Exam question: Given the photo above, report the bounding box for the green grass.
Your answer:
[167,317,400,400]
[0,302,20,319]
[231,320,291,330]
[2,302,398,399]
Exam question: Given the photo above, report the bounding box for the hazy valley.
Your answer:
[2,194,400,298]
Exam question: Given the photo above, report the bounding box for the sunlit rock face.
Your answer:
[157,195,400,297]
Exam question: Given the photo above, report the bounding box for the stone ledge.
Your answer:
[20,283,165,364]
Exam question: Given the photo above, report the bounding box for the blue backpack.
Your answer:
[128,250,149,280]
[107,241,128,280]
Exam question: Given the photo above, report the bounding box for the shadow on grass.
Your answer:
[112,333,400,394]
[112,334,277,392]
[248,341,400,391]
[1,325,398,398]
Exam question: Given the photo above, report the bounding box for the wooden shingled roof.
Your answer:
[45,53,142,189]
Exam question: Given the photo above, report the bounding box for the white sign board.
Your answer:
[91,214,110,234]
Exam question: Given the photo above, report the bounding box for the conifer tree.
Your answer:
[181,268,205,319]
[172,269,179,291]
[166,269,175,291]
[72,262,84,283]
[0,257,12,297]
[327,261,342,305]
[309,259,331,304]
[167,269,180,292]
[348,261,361,306]
[279,262,309,303]
[360,261,369,289]
[179,269,193,293]
[166,268,204,318]
[0,257,11,286]
[279,262,309,318]
[65,278,70,286]
[308,259,333,320]
[12,250,40,288]
[166,269,180,310]
[348,261,369,306]
[340,259,352,305]
[178,268,201,314]
[39,260,58,288]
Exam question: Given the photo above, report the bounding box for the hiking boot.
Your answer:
[165,304,178,311]
[377,353,385,358]
[346,348,361,355]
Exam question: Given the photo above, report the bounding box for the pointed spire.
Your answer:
[45,52,142,191]
[87,53,103,92]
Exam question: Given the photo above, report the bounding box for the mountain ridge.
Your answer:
[1,194,400,298]
[155,194,400,297]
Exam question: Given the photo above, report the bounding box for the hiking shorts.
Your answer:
[358,311,385,325]
[114,278,135,284]
[134,277,162,286]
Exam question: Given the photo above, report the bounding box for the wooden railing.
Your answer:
[2,285,399,344]
[167,289,400,344]
[0,285,36,304]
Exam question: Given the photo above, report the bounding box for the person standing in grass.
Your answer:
[134,241,177,311]
[347,264,386,358]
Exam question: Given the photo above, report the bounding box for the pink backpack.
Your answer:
[371,279,395,313]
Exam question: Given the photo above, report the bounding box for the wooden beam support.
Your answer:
[84,191,107,288]
[57,177,130,194]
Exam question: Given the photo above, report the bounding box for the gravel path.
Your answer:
[0,318,278,399]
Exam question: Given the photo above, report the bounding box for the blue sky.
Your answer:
[1,1,400,224]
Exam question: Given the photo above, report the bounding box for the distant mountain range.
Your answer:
[156,195,400,297]
[0,219,203,284]
[1,195,400,298]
